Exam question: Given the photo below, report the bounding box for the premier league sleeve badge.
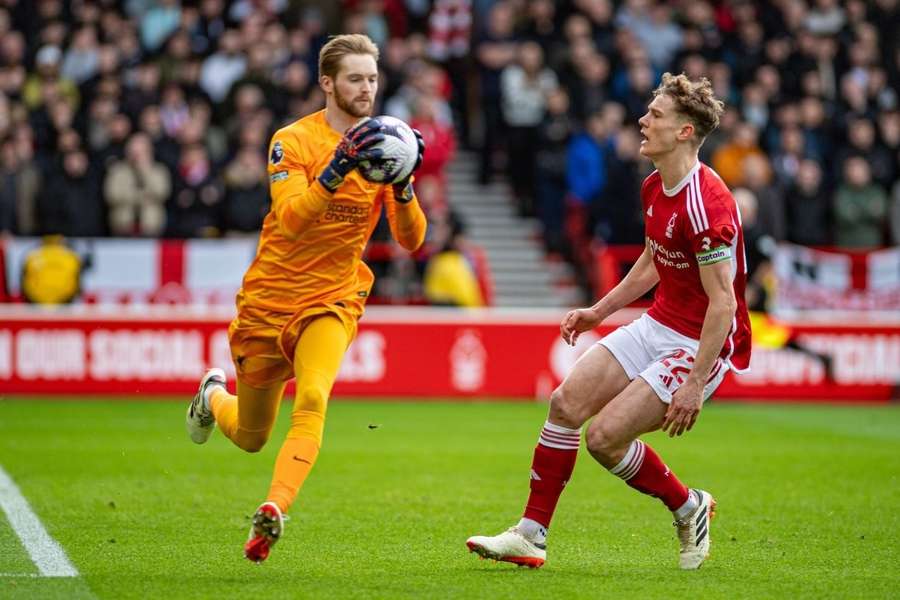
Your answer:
[270,140,284,165]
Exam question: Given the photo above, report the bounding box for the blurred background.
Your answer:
[0,0,898,400]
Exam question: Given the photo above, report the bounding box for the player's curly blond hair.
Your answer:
[653,72,725,144]
[318,34,379,80]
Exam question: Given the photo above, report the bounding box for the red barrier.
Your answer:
[0,307,897,401]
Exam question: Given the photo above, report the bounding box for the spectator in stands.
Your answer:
[104,132,171,237]
[385,60,453,126]
[535,87,574,256]
[180,98,228,165]
[501,41,557,217]
[424,211,484,308]
[0,138,17,236]
[123,62,162,120]
[38,149,105,237]
[878,111,900,174]
[836,116,895,190]
[408,94,456,210]
[3,126,40,236]
[785,159,832,246]
[157,29,196,87]
[224,82,265,142]
[200,29,247,104]
[565,107,618,268]
[138,104,180,171]
[140,0,181,53]
[798,95,830,164]
[741,153,785,242]
[22,45,79,112]
[60,25,100,86]
[518,0,558,55]
[592,125,644,245]
[0,29,27,99]
[159,83,191,140]
[621,1,682,72]
[567,109,610,215]
[571,50,613,124]
[712,121,767,187]
[474,0,517,184]
[167,143,223,238]
[616,60,656,122]
[770,125,806,189]
[834,156,888,248]
[734,188,775,312]
[94,113,133,171]
[222,145,268,234]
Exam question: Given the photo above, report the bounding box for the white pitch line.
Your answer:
[0,465,79,577]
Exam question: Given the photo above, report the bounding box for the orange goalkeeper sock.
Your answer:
[209,387,239,439]
[267,435,321,514]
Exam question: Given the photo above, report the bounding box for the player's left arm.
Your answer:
[384,128,427,251]
[662,259,736,437]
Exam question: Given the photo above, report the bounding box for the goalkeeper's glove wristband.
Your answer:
[318,160,349,193]
[392,180,415,204]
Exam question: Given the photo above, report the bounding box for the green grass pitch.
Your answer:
[1,398,898,599]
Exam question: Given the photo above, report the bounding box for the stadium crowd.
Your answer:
[0,0,898,303]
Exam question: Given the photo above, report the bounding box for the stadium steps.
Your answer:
[447,151,582,308]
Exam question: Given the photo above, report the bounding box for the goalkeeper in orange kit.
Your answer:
[184,33,427,563]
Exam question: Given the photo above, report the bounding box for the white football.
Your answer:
[358,115,419,184]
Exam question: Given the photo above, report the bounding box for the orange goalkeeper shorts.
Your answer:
[228,294,362,389]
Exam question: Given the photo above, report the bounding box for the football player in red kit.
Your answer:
[467,73,751,570]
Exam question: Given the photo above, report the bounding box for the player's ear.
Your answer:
[319,75,333,94]
[678,121,695,143]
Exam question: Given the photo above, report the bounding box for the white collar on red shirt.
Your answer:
[662,161,701,197]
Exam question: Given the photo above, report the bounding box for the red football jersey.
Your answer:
[642,162,751,372]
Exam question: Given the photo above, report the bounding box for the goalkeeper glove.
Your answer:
[392,128,425,204]
[318,118,385,192]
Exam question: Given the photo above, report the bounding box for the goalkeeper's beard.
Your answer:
[334,89,372,119]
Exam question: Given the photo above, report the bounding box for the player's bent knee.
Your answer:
[548,385,588,428]
[585,420,621,463]
[294,384,328,414]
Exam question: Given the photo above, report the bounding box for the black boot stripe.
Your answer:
[696,525,708,544]
[695,506,707,524]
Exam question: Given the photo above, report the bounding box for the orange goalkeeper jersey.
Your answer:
[239,109,427,314]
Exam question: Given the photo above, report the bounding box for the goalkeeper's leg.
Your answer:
[245,315,348,562]
[266,315,348,512]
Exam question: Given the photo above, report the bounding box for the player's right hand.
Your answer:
[319,118,386,192]
[560,307,602,346]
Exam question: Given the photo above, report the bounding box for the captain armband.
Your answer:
[696,245,732,266]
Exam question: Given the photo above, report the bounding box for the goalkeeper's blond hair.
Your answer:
[652,73,725,145]
[318,34,380,80]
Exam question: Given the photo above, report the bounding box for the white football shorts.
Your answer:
[599,313,729,404]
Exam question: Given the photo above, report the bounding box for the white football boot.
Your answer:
[466,527,546,568]
[244,502,284,563]
[674,489,716,569]
[185,368,226,444]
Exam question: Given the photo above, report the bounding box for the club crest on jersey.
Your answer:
[270,141,284,165]
[666,213,677,238]
[647,204,653,217]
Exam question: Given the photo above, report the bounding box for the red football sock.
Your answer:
[522,421,580,528]
[609,439,690,511]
